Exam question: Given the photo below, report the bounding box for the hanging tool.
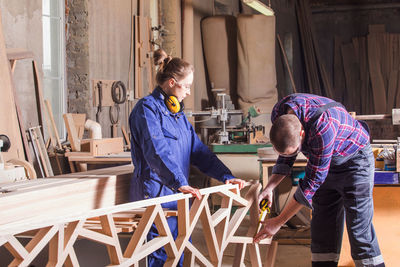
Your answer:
[96,81,103,122]
[110,81,126,137]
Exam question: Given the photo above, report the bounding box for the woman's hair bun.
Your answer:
[153,48,172,70]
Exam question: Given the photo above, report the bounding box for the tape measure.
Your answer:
[259,199,271,221]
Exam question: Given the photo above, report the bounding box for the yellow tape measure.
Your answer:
[259,199,271,221]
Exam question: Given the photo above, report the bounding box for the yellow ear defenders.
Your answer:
[157,87,183,114]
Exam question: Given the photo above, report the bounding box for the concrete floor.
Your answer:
[191,215,311,266]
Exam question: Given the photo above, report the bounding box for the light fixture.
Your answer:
[242,0,275,16]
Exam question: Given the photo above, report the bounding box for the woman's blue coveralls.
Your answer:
[129,88,235,266]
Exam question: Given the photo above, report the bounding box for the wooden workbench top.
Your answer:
[0,165,133,226]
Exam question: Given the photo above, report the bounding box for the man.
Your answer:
[254,93,384,267]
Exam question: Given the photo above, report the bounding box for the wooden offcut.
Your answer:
[368,27,387,114]
[0,10,25,162]
[63,113,81,152]
[80,137,124,156]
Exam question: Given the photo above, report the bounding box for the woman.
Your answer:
[129,49,244,266]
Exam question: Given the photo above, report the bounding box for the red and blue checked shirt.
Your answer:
[271,93,370,208]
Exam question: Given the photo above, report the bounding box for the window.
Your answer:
[42,0,66,139]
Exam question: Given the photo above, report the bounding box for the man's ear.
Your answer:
[300,128,305,139]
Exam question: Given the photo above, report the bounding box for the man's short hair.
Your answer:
[270,114,302,153]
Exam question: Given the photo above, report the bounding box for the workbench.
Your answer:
[66,151,131,172]
[259,154,308,188]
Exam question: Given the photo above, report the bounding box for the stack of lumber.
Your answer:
[335,25,400,114]
[0,165,133,226]
[296,0,333,98]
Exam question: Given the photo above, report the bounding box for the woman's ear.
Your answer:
[168,78,175,88]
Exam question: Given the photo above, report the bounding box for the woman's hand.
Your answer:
[225,178,246,190]
[178,185,202,200]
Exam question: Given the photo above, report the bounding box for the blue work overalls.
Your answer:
[129,88,235,266]
[307,103,384,267]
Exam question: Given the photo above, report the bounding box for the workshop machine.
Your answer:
[0,134,26,183]
[185,88,269,148]
[352,110,400,184]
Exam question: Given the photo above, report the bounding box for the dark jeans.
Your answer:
[311,145,384,267]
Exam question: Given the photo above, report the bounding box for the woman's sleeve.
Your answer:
[130,102,188,191]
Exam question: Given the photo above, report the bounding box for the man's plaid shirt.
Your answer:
[271,93,370,207]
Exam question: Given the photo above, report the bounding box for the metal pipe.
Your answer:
[189,110,243,117]
[312,3,400,13]
[355,114,391,120]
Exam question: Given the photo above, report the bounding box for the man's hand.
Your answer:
[178,185,202,200]
[225,178,246,190]
[257,187,273,212]
[253,217,283,243]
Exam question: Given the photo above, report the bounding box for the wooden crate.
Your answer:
[80,137,124,156]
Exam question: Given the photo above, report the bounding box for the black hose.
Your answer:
[111,81,127,104]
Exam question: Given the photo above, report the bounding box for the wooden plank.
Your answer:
[99,214,123,264]
[71,113,86,140]
[387,70,398,111]
[341,43,360,113]
[153,208,179,264]
[10,66,33,163]
[44,100,62,148]
[63,113,81,152]
[368,31,387,113]
[47,225,63,266]
[182,0,194,111]
[134,15,141,99]
[6,48,34,60]
[32,60,45,135]
[9,226,58,266]
[333,36,346,103]
[147,17,154,91]
[121,125,131,147]
[396,67,400,107]
[277,34,297,93]
[29,127,54,177]
[0,166,132,226]
[0,10,25,162]
[358,37,371,114]
[124,205,158,258]
[264,241,278,267]
[3,235,29,260]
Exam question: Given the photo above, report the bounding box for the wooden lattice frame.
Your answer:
[0,182,277,266]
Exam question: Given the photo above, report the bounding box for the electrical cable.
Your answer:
[109,104,120,125]
[111,81,127,104]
